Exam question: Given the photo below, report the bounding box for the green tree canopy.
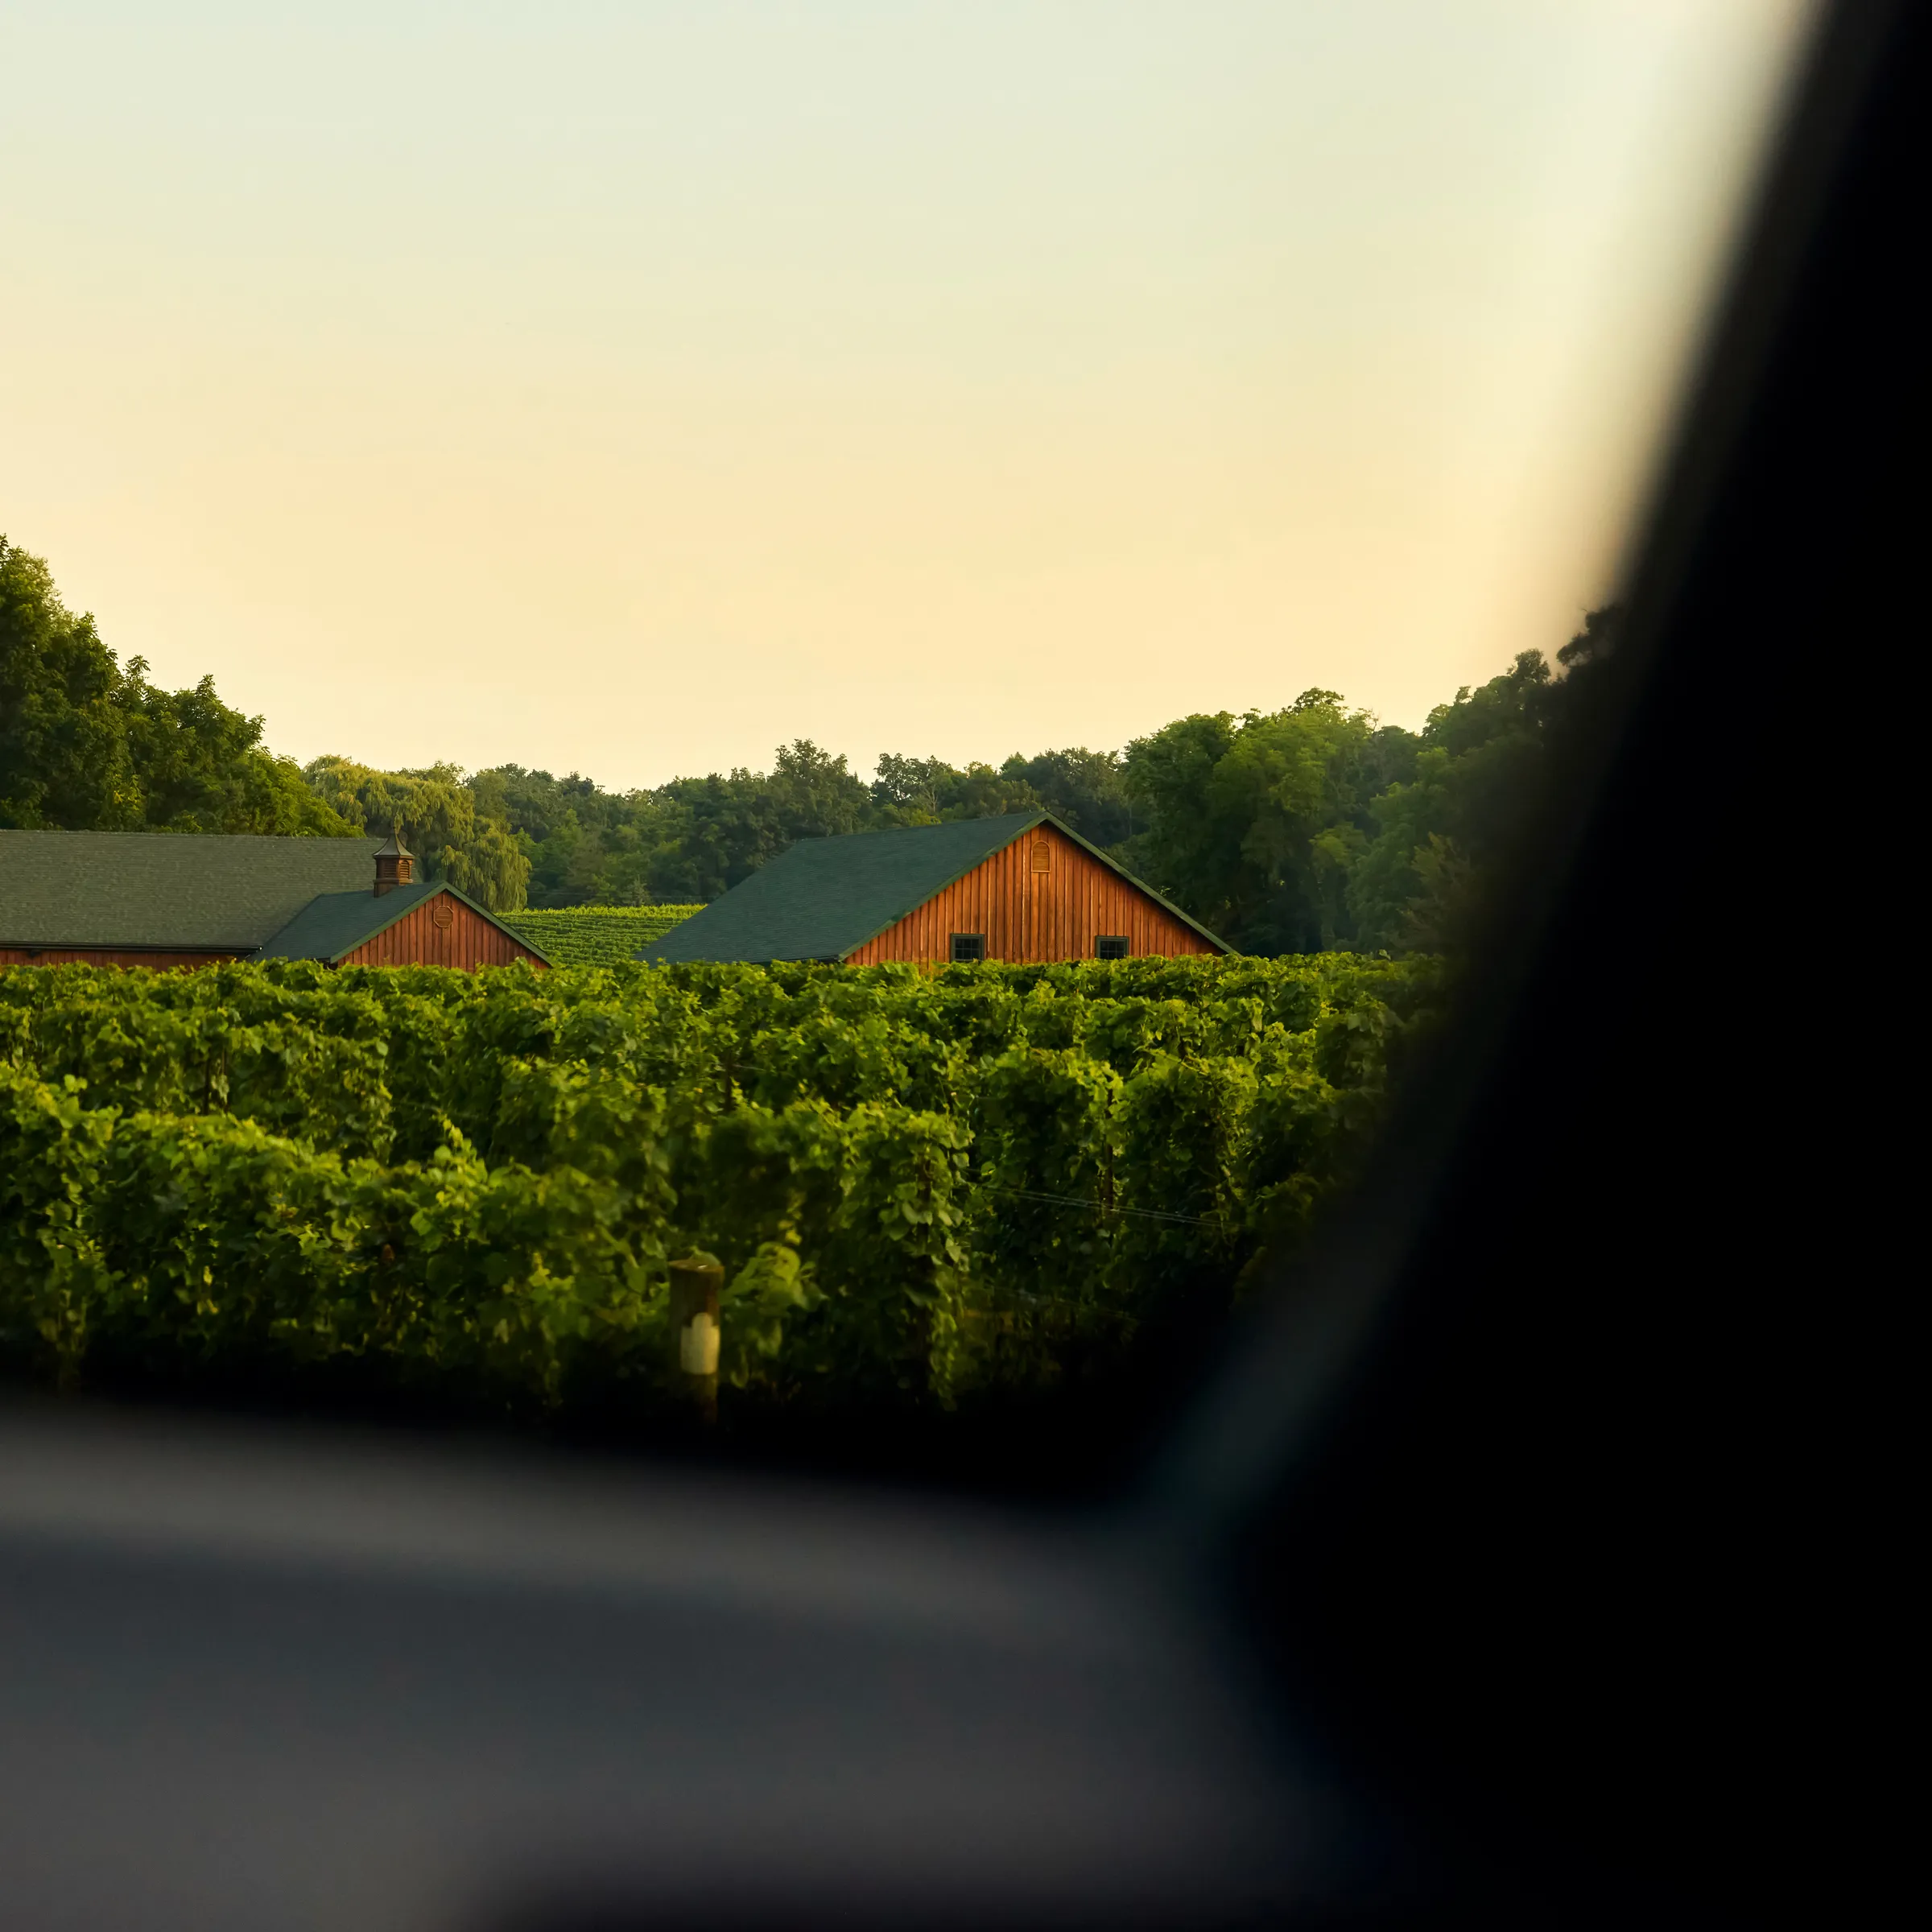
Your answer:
[302,757,531,910]
[298,604,1617,943]
[1120,692,1417,954]
[1346,612,1623,949]
[872,754,1039,825]
[1,537,353,836]
[997,747,1133,845]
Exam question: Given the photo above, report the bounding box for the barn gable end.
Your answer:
[845,820,1215,964]
[340,888,541,969]
[641,811,1227,965]
[254,881,547,969]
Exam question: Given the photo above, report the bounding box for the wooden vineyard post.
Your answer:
[668,1255,723,1426]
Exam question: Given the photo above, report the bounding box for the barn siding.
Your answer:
[340,890,545,970]
[844,823,1216,965]
[0,947,243,972]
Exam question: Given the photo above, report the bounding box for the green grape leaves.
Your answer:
[0,952,1435,1417]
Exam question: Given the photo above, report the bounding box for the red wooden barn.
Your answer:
[640,811,1228,966]
[0,831,546,972]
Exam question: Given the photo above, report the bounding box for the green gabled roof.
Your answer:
[638,811,1229,963]
[254,880,551,965]
[0,831,382,951]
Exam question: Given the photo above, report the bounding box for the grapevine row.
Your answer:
[0,955,1436,1414]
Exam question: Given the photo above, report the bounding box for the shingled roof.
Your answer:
[0,832,383,951]
[639,811,1226,964]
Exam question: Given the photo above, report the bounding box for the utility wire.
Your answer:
[968,1181,1217,1228]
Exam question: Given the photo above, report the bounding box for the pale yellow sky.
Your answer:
[1,2,1812,787]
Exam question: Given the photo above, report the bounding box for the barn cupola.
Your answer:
[373,831,415,897]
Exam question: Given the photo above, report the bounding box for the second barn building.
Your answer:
[640,811,1227,966]
[0,830,545,972]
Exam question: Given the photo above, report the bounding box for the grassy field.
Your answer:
[499,905,702,966]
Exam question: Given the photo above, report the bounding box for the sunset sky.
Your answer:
[2,2,1812,789]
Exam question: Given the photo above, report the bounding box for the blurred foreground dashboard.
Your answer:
[0,1408,1333,1930]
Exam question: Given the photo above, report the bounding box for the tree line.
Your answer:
[3,534,1616,952]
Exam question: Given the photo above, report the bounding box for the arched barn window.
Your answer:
[1030,841,1051,872]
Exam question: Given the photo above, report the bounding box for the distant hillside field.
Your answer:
[499,905,701,966]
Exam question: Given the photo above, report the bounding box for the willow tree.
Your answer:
[303,757,531,910]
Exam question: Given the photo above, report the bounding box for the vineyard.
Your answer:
[0,953,1438,1426]
[499,905,702,965]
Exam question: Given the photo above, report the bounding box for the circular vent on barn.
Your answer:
[431,898,455,931]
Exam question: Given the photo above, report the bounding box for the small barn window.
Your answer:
[1030,840,1052,873]
[950,932,986,963]
[1094,935,1130,960]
